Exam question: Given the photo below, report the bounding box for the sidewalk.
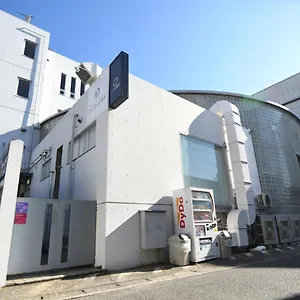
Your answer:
[1,245,300,300]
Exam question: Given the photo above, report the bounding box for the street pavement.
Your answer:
[1,246,300,300]
[86,253,300,300]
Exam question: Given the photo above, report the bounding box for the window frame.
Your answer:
[41,159,51,182]
[60,73,66,95]
[17,77,31,99]
[80,81,85,96]
[23,39,37,59]
[70,77,76,98]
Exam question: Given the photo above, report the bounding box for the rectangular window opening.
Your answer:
[60,73,66,95]
[61,203,71,263]
[41,159,51,181]
[17,78,31,98]
[70,77,76,98]
[80,82,85,96]
[40,204,53,265]
[24,40,36,59]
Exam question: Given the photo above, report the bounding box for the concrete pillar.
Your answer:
[0,140,24,287]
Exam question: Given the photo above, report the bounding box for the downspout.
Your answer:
[21,27,47,170]
[66,114,78,200]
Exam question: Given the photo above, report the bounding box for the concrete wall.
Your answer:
[98,75,224,270]
[8,198,96,275]
[29,84,97,200]
[0,140,24,287]
[286,100,300,119]
[252,72,300,116]
[0,10,50,168]
[29,70,225,270]
[40,50,82,122]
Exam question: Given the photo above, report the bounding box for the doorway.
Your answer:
[53,146,63,199]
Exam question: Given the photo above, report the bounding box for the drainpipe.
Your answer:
[67,114,80,200]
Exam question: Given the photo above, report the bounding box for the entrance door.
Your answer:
[53,146,63,199]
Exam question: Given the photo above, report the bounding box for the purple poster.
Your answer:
[14,202,28,224]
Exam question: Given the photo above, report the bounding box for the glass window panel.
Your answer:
[88,124,96,149]
[40,204,53,265]
[180,135,231,207]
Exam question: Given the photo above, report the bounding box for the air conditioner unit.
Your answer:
[275,214,293,244]
[256,215,279,245]
[256,194,272,209]
[290,215,300,241]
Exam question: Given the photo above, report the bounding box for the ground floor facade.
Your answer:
[1,63,300,286]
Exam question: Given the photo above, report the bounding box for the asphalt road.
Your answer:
[86,254,300,300]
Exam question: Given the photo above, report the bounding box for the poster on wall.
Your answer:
[14,202,28,225]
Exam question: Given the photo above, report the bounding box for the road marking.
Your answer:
[261,251,269,255]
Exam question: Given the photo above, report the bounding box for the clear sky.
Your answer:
[2,0,300,95]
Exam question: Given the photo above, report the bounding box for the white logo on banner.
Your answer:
[86,67,109,125]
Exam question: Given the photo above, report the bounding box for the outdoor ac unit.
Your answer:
[257,215,279,245]
[256,194,272,209]
[275,214,293,244]
[290,215,300,241]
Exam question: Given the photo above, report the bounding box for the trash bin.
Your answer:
[168,234,191,266]
[218,230,232,259]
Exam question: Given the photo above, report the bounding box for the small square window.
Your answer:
[17,78,30,98]
[24,40,36,59]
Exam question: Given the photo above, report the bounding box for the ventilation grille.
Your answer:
[263,221,275,240]
[279,220,290,239]
[293,220,300,238]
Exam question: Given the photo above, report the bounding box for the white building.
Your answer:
[0,10,87,169]
[252,72,300,118]
[1,9,300,284]
[25,56,259,271]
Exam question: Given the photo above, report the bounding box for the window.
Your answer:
[61,203,71,263]
[72,123,96,161]
[88,124,96,149]
[70,77,76,98]
[80,81,85,96]
[17,78,30,98]
[40,204,53,265]
[60,73,66,95]
[79,133,88,156]
[24,40,36,59]
[41,159,51,181]
[180,135,231,207]
[67,141,71,165]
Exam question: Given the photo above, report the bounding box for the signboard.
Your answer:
[86,67,110,125]
[14,202,28,225]
[109,51,129,109]
[176,197,186,228]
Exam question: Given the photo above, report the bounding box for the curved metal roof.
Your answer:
[170,90,300,124]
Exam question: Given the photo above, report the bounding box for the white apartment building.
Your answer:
[252,72,300,119]
[0,10,87,169]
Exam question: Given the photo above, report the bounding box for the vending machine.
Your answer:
[172,187,220,262]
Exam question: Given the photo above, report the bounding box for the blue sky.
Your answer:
[2,0,300,94]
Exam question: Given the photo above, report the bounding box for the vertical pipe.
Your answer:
[67,114,78,200]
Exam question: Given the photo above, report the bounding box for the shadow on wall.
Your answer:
[104,197,173,270]
[0,125,39,171]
